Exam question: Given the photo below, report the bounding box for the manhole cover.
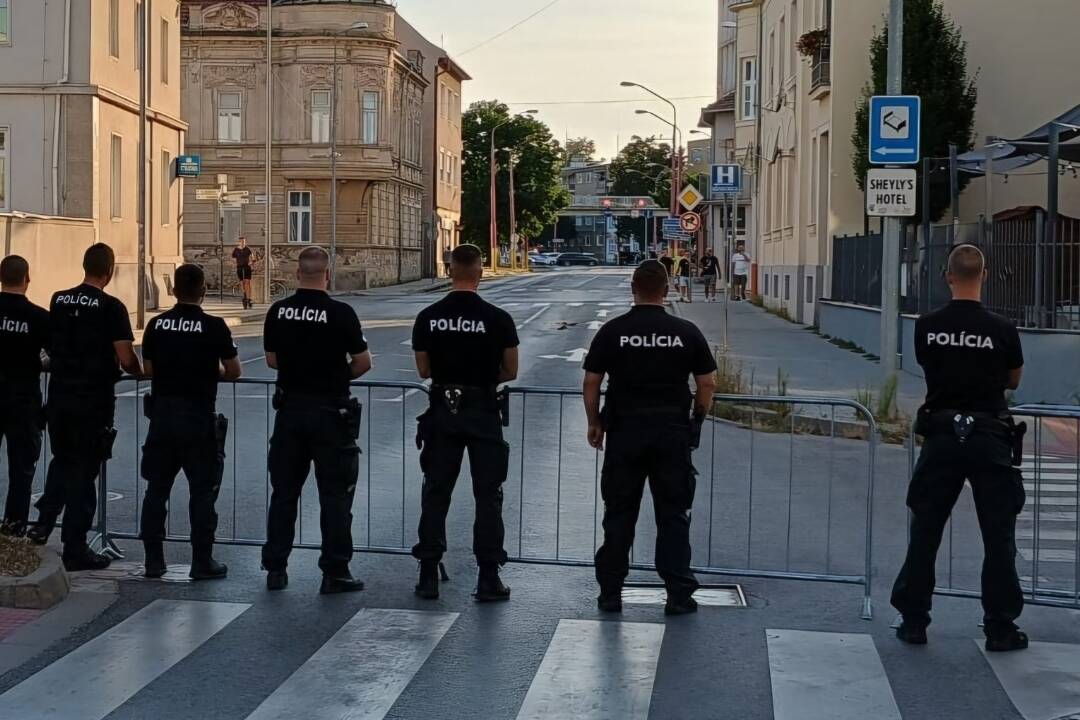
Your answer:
[622,584,746,608]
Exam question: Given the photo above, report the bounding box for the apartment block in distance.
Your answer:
[0,0,186,310]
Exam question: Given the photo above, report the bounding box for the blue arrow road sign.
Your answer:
[711,164,743,194]
[662,218,683,234]
[869,95,921,165]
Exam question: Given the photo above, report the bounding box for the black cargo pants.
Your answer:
[0,384,44,526]
[891,431,1025,637]
[595,417,699,598]
[139,397,227,554]
[36,392,115,549]
[412,397,510,565]
[262,396,360,576]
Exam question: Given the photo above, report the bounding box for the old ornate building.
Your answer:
[180,0,428,292]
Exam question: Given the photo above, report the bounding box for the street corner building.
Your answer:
[0,0,186,311]
[180,0,467,295]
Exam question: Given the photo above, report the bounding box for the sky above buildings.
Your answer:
[398,0,718,160]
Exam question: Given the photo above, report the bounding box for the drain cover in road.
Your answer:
[622,584,746,607]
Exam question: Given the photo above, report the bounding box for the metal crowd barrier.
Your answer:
[11,380,878,618]
[908,404,1080,610]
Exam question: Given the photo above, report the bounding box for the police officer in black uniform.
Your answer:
[892,244,1029,652]
[412,244,519,601]
[0,256,50,537]
[28,244,142,570]
[584,260,717,615]
[140,265,241,580]
[262,246,370,593]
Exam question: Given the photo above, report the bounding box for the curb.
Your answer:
[0,548,70,610]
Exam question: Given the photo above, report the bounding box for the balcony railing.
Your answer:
[811,42,831,91]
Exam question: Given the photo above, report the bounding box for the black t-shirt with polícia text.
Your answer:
[700,255,721,276]
[915,300,1023,413]
[232,247,253,267]
[584,305,716,408]
[412,291,519,387]
[143,304,238,402]
[48,283,134,393]
[0,292,49,390]
[264,289,368,397]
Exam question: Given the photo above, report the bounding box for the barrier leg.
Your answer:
[89,458,124,559]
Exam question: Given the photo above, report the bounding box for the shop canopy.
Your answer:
[956,103,1080,174]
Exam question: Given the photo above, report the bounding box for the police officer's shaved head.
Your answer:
[83,243,115,279]
[173,264,206,303]
[0,255,30,287]
[632,260,669,302]
[450,244,483,282]
[297,246,330,280]
[947,244,986,281]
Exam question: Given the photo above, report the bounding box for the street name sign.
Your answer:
[678,185,704,211]
[176,155,201,178]
[710,164,743,194]
[866,168,917,217]
[195,189,222,201]
[869,95,921,165]
[662,218,683,235]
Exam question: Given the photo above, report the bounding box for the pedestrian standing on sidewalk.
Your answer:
[139,264,240,581]
[659,250,675,294]
[411,244,519,602]
[731,243,751,301]
[584,259,717,614]
[676,250,692,303]
[28,244,143,570]
[891,244,1029,653]
[232,237,255,309]
[700,248,721,303]
[262,246,371,594]
[0,255,50,538]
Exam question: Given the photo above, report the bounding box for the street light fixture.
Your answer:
[622,81,680,214]
[489,110,538,272]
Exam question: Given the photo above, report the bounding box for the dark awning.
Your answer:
[956,103,1080,174]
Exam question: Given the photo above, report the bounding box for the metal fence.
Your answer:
[830,232,882,307]
[22,380,881,619]
[907,404,1080,609]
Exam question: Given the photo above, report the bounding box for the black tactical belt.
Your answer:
[918,408,1011,440]
[273,389,351,411]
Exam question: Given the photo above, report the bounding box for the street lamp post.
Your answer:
[264,0,273,304]
[488,110,537,273]
[506,150,518,271]
[622,82,680,213]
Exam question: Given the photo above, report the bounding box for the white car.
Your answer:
[529,253,560,267]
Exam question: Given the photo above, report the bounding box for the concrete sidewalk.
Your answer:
[672,292,924,417]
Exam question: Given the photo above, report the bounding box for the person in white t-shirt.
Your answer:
[730,243,751,301]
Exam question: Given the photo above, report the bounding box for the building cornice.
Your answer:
[0,85,188,132]
[729,0,762,11]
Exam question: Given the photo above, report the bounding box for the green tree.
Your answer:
[562,136,598,163]
[851,0,978,223]
[609,136,672,243]
[461,101,569,254]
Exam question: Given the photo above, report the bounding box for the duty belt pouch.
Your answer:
[214,414,229,453]
[340,398,362,440]
[497,389,511,428]
[100,427,119,460]
[443,387,463,415]
[143,393,155,420]
[952,413,976,443]
[1011,420,1028,467]
[689,409,706,450]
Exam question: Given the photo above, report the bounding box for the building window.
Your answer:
[790,1,799,81]
[109,0,119,58]
[778,16,786,86]
[763,273,769,296]
[452,92,460,125]
[439,83,447,119]
[736,205,747,231]
[161,150,171,225]
[110,134,123,219]
[806,275,815,304]
[742,59,757,120]
[288,191,312,244]
[774,274,780,298]
[452,155,459,187]
[0,0,9,45]
[784,274,791,301]
[311,90,331,143]
[438,148,446,183]
[134,2,142,70]
[362,91,379,144]
[0,127,8,211]
[217,91,242,143]
[160,19,169,84]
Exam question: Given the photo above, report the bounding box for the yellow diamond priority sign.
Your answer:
[678,184,704,211]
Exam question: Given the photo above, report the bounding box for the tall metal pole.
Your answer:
[330,41,338,291]
[264,0,273,304]
[508,152,517,271]
[1046,124,1061,329]
[880,0,904,380]
[136,1,147,328]
[489,134,497,272]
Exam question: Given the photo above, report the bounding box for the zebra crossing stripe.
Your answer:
[245,609,458,720]
[0,600,249,720]
[515,619,664,720]
[766,629,902,720]
[980,641,1080,720]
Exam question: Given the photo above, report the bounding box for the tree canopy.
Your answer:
[609,136,672,241]
[563,137,598,163]
[851,0,978,223]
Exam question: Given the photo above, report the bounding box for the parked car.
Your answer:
[556,253,600,267]
[529,253,560,267]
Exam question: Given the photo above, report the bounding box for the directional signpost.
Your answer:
[869,95,921,166]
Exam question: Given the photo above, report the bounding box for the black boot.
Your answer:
[266,569,289,591]
[474,564,511,603]
[986,630,1029,653]
[597,588,623,613]
[62,545,112,571]
[0,519,27,538]
[26,513,57,545]
[664,594,698,616]
[415,560,440,600]
[144,542,167,579]
[190,548,228,581]
[320,571,365,595]
[896,622,928,645]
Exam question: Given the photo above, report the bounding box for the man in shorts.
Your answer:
[232,237,255,309]
[731,242,751,301]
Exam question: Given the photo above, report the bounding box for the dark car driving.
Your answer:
[555,252,600,267]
